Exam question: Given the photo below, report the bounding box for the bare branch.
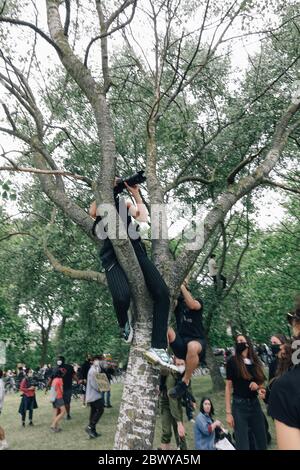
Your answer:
[165,174,214,194]
[0,15,62,54]
[227,147,266,185]
[261,178,300,195]
[0,164,93,186]
[0,231,38,242]
[64,0,71,36]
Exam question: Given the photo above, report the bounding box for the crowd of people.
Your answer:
[0,354,118,449]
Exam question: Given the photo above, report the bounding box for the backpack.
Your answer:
[49,383,57,403]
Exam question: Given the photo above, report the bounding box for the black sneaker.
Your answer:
[29,421,34,426]
[93,431,101,438]
[22,422,25,428]
[120,321,133,343]
[67,414,72,420]
[85,426,96,438]
[168,380,188,399]
[106,404,112,408]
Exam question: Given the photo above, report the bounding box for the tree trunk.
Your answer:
[205,341,225,392]
[40,328,49,366]
[114,318,160,450]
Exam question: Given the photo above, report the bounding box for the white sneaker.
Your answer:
[144,348,178,372]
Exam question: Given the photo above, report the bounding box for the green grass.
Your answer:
[0,376,275,450]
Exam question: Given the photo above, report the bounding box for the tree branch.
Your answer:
[0,15,62,55]
[261,178,300,195]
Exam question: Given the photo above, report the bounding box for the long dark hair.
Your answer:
[271,334,287,345]
[199,397,214,417]
[234,335,265,384]
[275,342,293,379]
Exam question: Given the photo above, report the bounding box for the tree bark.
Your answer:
[205,341,224,392]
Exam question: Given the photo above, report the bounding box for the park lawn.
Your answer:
[0,375,276,450]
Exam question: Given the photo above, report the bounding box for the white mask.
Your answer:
[177,365,185,374]
[57,360,62,366]
[93,360,100,367]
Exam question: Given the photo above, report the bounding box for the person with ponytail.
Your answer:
[225,334,267,450]
[268,309,300,450]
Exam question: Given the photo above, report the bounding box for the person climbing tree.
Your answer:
[167,280,206,399]
[90,177,175,371]
[208,254,227,289]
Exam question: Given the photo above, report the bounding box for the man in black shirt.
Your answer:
[167,280,206,399]
[56,356,78,420]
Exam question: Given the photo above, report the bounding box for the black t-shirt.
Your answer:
[226,356,258,399]
[268,366,300,428]
[175,295,205,339]
[268,357,278,381]
[58,364,75,390]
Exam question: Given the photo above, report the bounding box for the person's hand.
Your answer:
[226,413,234,428]
[192,402,197,410]
[249,382,259,391]
[177,422,185,438]
[124,182,140,197]
[214,420,222,428]
[258,388,266,400]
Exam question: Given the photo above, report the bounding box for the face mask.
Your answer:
[57,360,62,366]
[270,344,281,356]
[177,365,185,374]
[93,360,100,367]
[236,342,248,353]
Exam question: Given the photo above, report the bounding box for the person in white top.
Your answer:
[208,254,226,289]
[0,369,9,450]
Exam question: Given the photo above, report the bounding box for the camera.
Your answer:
[114,170,146,195]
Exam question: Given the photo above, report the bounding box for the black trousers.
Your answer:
[212,274,227,289]
[232,397,267,450]
[89,399,104,430]
[105,241,170,349]
[21,409,33,422]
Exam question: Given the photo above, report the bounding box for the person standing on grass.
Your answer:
[18,368,38,427]
[50,369,66,433]
[225,334,267,450]
[159,358,187,450]
[85,355,105,439]
[0,369,8,450]
[56,356,78,420]
[268,309,300,450]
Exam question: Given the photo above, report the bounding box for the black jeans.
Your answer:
[212,274,227,289]
[232,397,267,450]
[105,241,170,349]
[89,398,104,430]
[22,409,33,422]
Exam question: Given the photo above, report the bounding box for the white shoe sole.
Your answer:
[144,351,178,372]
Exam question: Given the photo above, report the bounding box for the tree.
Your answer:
[0,0,300,449]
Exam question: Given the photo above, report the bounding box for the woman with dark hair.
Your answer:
[260,340,293,405]
[225,334,267,450]
[268,334,288,381]
[18,368,38,427]
[268,309,300,450]
[194,398,221,450]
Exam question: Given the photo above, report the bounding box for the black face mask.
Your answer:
[270,344,281,356]
[236,342,248,353]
